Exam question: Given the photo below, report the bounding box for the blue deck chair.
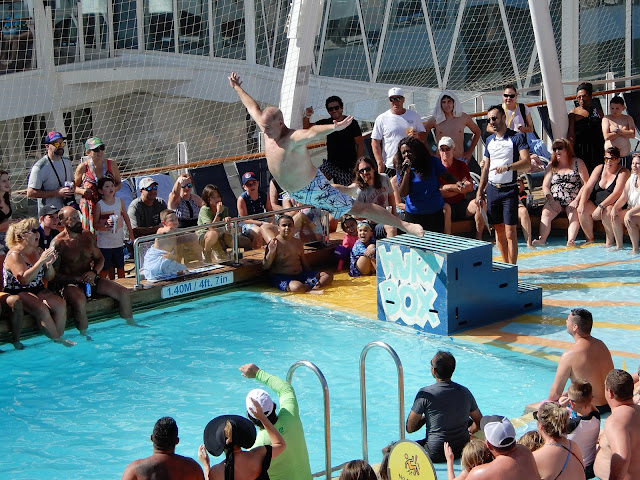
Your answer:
[189,164,238,217]
[235,158,270,189]
[116,178,136,212]
[133,173,174,204]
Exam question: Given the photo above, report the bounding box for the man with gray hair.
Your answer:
[466,415,540,479]
[121,417,204,480]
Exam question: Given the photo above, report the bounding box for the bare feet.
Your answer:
[566,240,577,248]
[54,338,77,347]
[630,249,639,255]
[601,242,615,248]
[608,246,622,251]
[308,289,325,295]
[403,222,425,237]
[531,238,545,247]
[12,341,25,350]
[583,238,595,245]
[126,318,148,328]
[527,242,536,249]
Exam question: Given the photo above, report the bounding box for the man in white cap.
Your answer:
[127,177,168,238]
[371,87,426,176]
[239,362,312,480]
[424,91,482,173]
[466,415,540,480]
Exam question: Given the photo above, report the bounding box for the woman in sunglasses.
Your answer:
[168,174,203,228]
[578,146,630,245]
[352,156,397,238]
[533,139,589,247]
[501,84,535,134]
[3,218,75,347]
[74,136,122,233]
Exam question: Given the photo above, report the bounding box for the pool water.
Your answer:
[1,290,554,480]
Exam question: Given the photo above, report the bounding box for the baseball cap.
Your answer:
[481,415,516,448]
[241,172,258,186]
[139,177,158,190]
[203,414,256,456]
[43,131,67,145]
[40,204,60,217]
[388,87,404,98]
[245,388,275,417]
[438,136,455,149]
[85,137,104,151]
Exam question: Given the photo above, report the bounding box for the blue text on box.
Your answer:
[161,272,234,299]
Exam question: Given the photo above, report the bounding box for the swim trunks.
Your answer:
[288,169,354,218]
[269,270,319,292]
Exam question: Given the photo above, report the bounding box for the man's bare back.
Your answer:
[122,452,204,480]
[467,445,540,480]
[551,337,613,407]
[594,404,640,480]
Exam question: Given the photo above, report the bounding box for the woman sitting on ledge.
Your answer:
[533,138,589,247]
[611,152,640,252]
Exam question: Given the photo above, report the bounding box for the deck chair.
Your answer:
[189,164,238,217]
[116,178,136,212]
[133,173,174,204]
[623,91,640,152]
[235,158,270,189]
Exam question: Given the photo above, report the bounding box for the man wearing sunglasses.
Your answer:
[27,131,75,216]
[303,96,363,186]
[475,106,531,265]
[127,177,168,239]
[371,87,426,176]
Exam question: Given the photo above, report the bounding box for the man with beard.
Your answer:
[51,206,140,338]
[27,131,76,216]
[546,307,614,413]
[303,96,363,185]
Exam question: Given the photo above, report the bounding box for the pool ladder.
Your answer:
[287,341,405,479]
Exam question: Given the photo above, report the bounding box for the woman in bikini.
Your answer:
[533,139,589,247]
[533,402,585,480]
[74,137,122,233]
[578,146,630,245]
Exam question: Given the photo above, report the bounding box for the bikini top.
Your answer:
[0,201,12,223]
[2,250,46,290]
[548,440,584,480]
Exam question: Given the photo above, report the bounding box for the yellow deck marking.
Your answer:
[520,257,640,275]
[538,281,640,290]
[543,299,640,308]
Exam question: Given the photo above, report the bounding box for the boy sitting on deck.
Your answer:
[142,210,188,282]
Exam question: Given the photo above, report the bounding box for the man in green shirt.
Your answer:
[240,363,313,480]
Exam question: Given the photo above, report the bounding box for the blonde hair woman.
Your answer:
[3,218,75,346]
[532,402,585,480]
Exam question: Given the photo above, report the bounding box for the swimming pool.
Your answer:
[1,290,555,480]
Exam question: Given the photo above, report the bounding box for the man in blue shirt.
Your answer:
[475,105,531,264]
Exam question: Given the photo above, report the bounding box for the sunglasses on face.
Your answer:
[552,146,565,151]
[91,145,106,152]
[503,93,516,98]
[604,156,617,162]
[489,116,500,122]
[142,185,158,191]
[327,105,341,112]
[50,141,65,148]
[359,166,372,174]
[181,183,193,188]
[29,228,39,234]
[389,96,403,102]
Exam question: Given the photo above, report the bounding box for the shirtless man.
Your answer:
[594,369,640,480]
[466,415,540,480]
[603,96,636,167]
[424,90,481,169]
[263,215,332,293]
[52,206,141,335]
[547,308,614,412]
[122,417,204,480]
[229,72,423,237]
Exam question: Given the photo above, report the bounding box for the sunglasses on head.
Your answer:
[327,105,341,112]
[552,146,565,151]
[91,144,106,152]
[181,183,193,188]
[389,96,403,102]
[358,166,372,174]
[50,141,65,148]
[503,93,516,98]
[142,185,158,191]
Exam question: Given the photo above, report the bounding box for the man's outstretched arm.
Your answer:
[229,72,263,125]
[289,116,354,147]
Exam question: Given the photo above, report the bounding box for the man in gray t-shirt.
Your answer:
[406,351,482,463]
[127,177,167,240]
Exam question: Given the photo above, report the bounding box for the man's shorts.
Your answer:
[319,160,354,186]
[449,200,471,221]
[288,169,354,218]
[269,270,319,292]
[487,183,519,226]
[100,246,125,270]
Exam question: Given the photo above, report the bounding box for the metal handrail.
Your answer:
[286,361,332,480]
[132,204,329,288]
[359,341,405,462]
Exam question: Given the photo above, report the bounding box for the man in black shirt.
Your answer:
[303,96,363,185]
[37,204,60,250]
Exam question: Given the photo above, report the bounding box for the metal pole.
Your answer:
[287,361,331,480]
[359,341,405,462]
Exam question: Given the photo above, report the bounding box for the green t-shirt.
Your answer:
[197,205,229,237]
[253,369,313,480]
